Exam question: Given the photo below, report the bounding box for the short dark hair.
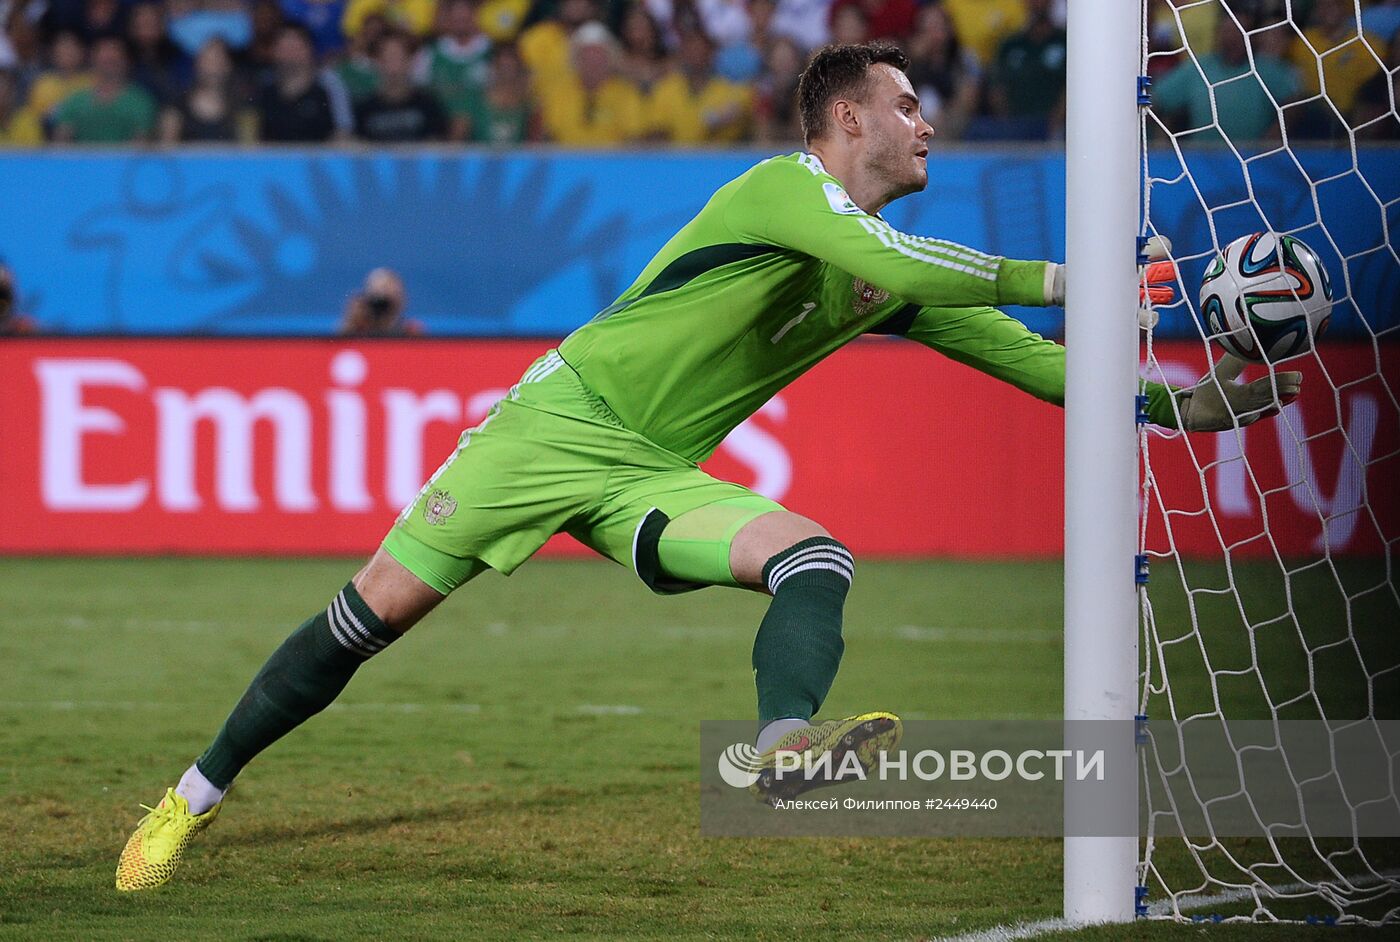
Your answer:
[797,41,910,144]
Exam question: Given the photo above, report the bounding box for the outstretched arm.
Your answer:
[870,303,1300,432]
[723,157,1061,310]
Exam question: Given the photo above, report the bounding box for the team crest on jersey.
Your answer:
[851,278,890,316]
[424,489,458,526]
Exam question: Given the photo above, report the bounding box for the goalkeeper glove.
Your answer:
[1044,235,1178,326]
[1177,354,1303,432]
[1138,234,1176,330]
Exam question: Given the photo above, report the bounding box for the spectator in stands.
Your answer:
[905,1,979,141]
[478,0,530,43]
[537,19,643,145]
[246,0,285,74]
[1153,11,1299,143]
[335,10,389,98]
[768,0,832,52]
[467,41,536,142]
[3,0,42,73]
[617,3,668,91]
[646,25,750,143]
[280,0,350,56]
[354,29,447,141]
[168,0,255,61]
[752,35,801,143]
[416,0,492,140]
[982,0,1065,140]
[160,37,251,142]
[829,3,867,45]
[0,68,42,145]
[23,29,91,127]
[80,0,125,42]
[0,261,38,335]
[520,0,597,88]
[942,0,1025,65]
[125,1,181,105]
[1362,0,1400,45]
[340,267,423,336]
[829,0,914,43]
[52,35,157,142]
[343,0,437,38]
[255,22,351,142]
[1352,30,1399,141]
[1290,0,1384,127]
[693,0,751,49]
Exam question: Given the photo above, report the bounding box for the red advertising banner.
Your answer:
[0,339,1393,558]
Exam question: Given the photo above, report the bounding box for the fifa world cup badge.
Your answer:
[851,278,889,316]
[423,489,458,526]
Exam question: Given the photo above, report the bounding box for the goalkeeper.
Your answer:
[116,40,1300,891]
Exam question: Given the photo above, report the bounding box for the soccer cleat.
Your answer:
[749,711,902,806]
[115,788,220,891]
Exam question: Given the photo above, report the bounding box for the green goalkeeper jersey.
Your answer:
[558,152,1170,462]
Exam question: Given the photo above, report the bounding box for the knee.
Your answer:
[763,535,855,596]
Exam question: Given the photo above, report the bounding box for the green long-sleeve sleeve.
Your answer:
[875,304,1180,429]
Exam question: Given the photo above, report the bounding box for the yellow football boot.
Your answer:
[749,711,902,805]
[115,788,220,891]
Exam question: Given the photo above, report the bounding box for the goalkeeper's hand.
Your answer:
[1138,234,1176,330]
[1177,354,1302,432]
[1044,235,1178,328]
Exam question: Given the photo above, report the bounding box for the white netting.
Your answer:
[1136,0,1399,925]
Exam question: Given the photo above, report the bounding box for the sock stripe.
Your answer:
[767,554,851,590]
[327,593,386,657]
[767,547,854,589]
[334,592,385,650]
[769,547,854,583]
[767,546,854,593]
[770,553,853,590]
[339,595,388,654]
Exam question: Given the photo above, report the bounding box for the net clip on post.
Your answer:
[1135,884,1150,918]
[1135,554,1150,584]
[1135,393,1150,425]
[1137,74,1152,107]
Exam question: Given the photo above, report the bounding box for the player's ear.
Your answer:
[831,99,860,138]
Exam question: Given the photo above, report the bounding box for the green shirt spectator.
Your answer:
[1153,16,1299,143]
[415,0,492,122]
[990,0,1066,119]
[52,37,158,143]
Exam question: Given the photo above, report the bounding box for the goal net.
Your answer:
[1136,0,1399,925]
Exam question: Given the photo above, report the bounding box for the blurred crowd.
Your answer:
[0,0,1396,147]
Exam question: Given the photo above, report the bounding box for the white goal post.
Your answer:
[1066,0,1398,926]
[1063,0,1143,925]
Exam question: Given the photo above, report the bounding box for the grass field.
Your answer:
[0,557,1393,941]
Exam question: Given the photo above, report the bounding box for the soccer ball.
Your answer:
[1199,232,1333,362]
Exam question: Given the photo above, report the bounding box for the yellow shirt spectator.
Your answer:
[647,71,752,144]
[943,0,1025,64]
[538,72,645,146]
[519,19,571,88]
[1292,26,1385,113]
[24,71,93,122]
[343,0,438,37]
[0,108,43,147]
[479,0,530,42]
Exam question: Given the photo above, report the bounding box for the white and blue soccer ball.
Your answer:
[1199,232,1333,363]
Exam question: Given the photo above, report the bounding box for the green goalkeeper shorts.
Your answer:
[381,350,784,595]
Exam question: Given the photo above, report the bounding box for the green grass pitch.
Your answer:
[0,557,1391,940]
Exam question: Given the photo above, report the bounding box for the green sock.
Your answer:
[752,537,853,725]
[195,583,400,789]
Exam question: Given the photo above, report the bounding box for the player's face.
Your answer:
[860,65,934,200]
